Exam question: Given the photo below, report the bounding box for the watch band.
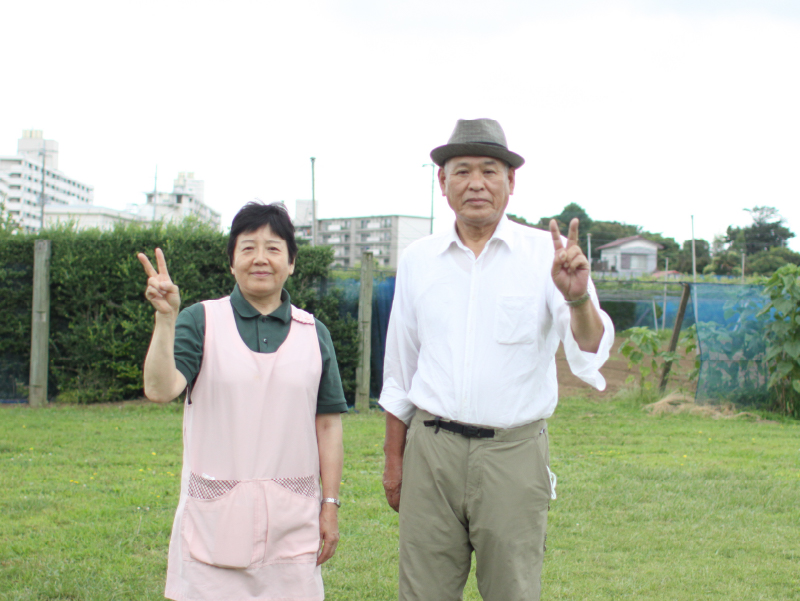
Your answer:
[321,497,341,507]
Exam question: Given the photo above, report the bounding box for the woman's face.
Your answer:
[230,224,295,306]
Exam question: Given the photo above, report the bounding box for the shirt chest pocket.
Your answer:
[494,295,539,346]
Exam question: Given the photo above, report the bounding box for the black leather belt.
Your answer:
[423,416,495,438]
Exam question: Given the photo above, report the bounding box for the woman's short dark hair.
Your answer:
[227,202,298,266]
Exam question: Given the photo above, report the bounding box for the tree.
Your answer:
[0,197,20,235]
[640,232,680,270]
[727,206,794,255]
[534,203,594,236]
[676,239,710,274]
[703,249,741,276]
[555,203,593,232]
[584,221,641,260]
[747,247,800,275]
[506,213,539,229]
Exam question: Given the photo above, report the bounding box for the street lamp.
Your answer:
[422,163,435,234]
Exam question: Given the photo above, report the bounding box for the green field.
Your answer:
[1,397,799,600]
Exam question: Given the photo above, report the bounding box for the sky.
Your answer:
[2,0,799,251]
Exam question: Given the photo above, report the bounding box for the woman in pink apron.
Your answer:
[138,202,346,601]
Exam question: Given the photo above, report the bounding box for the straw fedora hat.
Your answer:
[430,118,525,169]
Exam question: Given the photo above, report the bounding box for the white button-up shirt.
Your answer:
[378,215,615,428]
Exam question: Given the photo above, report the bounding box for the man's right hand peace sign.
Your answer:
[138,248,181,317]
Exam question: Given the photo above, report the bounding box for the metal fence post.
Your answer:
[29,239,51,407]
[355,251,374,412]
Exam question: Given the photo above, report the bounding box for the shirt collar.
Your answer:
[436,213,516,256]
[491,214,517,251]
[230,284,292,323]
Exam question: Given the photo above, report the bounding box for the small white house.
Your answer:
[597,235,662,277]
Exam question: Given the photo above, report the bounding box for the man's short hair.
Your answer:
[227,201,298,266]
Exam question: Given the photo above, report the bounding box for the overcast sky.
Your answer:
[2,0,798,251]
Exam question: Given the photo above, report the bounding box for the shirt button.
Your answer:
[262,338,268,344]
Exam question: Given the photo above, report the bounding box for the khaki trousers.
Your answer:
[399,410,552,601]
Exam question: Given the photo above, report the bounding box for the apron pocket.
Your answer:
[264,481,320,564]
[184,481,258,568]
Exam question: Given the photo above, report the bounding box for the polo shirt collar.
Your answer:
[436,214,516,255]
[230,285,292,323]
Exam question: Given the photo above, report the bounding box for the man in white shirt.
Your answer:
[379,118,615,601]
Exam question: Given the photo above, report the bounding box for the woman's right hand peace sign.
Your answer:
[137,248,181,317]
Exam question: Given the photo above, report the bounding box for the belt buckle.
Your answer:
[462,425,481,438]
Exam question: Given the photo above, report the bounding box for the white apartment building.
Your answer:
[294,199,313,240]
[44,205,148,231]
[294,204,431,269]
[143,172,221,229]
[0,172,10,205]
[0,131,93,233]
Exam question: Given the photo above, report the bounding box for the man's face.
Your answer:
[439,156,515,230]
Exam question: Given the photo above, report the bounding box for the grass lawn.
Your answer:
[1,396,799,600]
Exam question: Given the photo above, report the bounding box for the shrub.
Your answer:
[758,264,800,418]
[0,223,358,404]
[618,326,697,396]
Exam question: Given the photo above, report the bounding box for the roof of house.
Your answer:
[596,235,664,250]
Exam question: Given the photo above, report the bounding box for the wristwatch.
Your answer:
[321,497,341,507]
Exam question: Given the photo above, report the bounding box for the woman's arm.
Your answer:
[139,249,188,403]
[143,312,188,402]
[316,412,343,566]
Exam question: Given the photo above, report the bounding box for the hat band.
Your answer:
[470,141,507,149]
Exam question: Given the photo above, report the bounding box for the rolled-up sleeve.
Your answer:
[378,256,420,426]
[553,279,615,391]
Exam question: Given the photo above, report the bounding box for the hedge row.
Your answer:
[0,222,358,404]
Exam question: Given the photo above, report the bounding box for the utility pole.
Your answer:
[662,257,669,330]
[691,215,699,326]
[691,215,697,283]
[310,157,317,247]
[587,233,592,269]
[423,163,435,234]
[741,251,745,283]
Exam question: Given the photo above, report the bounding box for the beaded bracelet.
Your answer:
[565,292,591,308]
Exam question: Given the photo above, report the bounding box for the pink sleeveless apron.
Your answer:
[165,297,324,601]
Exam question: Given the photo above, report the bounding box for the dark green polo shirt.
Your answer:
[174,285,348,414]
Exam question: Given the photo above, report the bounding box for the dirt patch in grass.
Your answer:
[556,336,697,400]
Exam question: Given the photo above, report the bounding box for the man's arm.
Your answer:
[378,254,420,511]
[383,411,408,512]
[316,412,343,566]
[567,293,605,353]
[550,219,605,353]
